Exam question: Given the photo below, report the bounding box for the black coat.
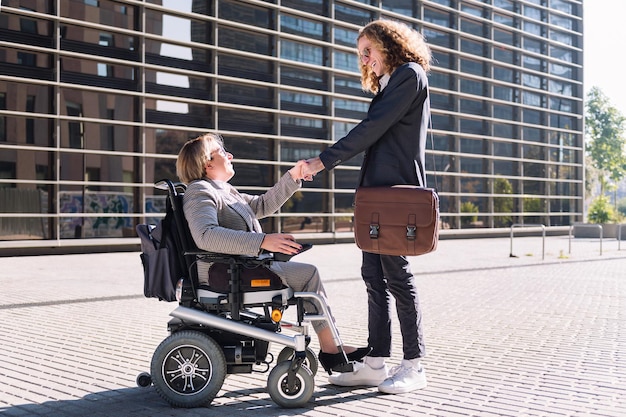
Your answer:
[319,62,430,187]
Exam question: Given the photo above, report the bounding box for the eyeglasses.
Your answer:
[360,47,371,59]
[208,147,228,161]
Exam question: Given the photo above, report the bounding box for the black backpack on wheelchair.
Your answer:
[136,179,346,408]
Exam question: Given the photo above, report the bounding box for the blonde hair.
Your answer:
[357,19,432,94]
[176,133,225,183]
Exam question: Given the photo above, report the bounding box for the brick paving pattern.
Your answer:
[0,236,624,416]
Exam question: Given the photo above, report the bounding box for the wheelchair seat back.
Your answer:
[155,179,292,310]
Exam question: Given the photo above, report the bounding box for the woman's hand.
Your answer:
[289,160,314,182]
[304,157,324,177]
[260,233,302,255]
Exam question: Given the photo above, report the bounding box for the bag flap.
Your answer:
[354,187,438,226]
[356,186,437,203]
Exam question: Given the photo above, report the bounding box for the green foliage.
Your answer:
[585,87,626,195]
[523,197,542,212]
[493,178,513,227]
[460,201,479,225]
[587,195,615,224]
[618,197,626,218]
[584,154,601,198]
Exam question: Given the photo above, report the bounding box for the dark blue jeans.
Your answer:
[361,251,425,360]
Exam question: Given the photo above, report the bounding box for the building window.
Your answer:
[26,95,35,144]
[19,8,38,34]
[0,93,6,142]
[281,15,325,40]
[334,27,359,47]
[281,40,324,65]
[66,102,84,149]
[0,162,16,184]
[17,52,37,67]
[424,7,451,28]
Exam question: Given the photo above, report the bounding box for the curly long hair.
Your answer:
[358,19,432,94]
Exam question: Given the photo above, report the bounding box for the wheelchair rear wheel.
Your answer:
[267,361,314,408]
[151,330,227,408]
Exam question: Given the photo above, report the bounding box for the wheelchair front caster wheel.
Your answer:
[276,346,319,376]
[267,361,314,408]
[136,372,152,388]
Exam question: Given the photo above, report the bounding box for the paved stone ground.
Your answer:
[0,236,625,416]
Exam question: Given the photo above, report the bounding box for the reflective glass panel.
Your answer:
[219,82,273,107]
[281,14,324,40]
[219,26,273,55]
[60,88,137,122]
[61,0,137,30]
[220,0,273,28]
[281,40,324,65]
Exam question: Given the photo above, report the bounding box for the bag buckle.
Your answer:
[369,224,379,239]
[406,226,416,240]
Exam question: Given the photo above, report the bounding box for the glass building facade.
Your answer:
[0,0,583,247]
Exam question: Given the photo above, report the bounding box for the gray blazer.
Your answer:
[183,172,301,257]
[319,62,430,188]
[182,172,328,311]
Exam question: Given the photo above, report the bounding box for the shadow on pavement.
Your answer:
[0,384,374,417]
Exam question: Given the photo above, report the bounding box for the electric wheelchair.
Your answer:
[135,179,354,408]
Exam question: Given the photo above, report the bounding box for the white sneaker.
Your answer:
[328,360,389,387]
[378,360,427,394]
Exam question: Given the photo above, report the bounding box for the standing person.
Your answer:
[303,19,432,394]
[176,133,370,374]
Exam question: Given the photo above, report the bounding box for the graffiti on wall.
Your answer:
[59,192,133,238]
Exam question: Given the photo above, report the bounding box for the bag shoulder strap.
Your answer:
[428,113,439,192]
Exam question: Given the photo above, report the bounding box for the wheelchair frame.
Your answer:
[136,179,350,408]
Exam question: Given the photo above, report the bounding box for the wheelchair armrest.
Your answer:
[183,250,273,267]
[183,244,312,265]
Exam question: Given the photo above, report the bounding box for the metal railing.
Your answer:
[618,224,626,251]
[569,223,603,256]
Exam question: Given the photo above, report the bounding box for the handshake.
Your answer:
[288,157,325,182]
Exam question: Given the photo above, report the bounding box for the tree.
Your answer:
[585,87,626,196]
[493,177,513,227]
[587,195,615,224]
[460,201,479,226]
[618,197,626,218]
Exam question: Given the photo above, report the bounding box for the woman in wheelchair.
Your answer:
[175,133,370,373]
